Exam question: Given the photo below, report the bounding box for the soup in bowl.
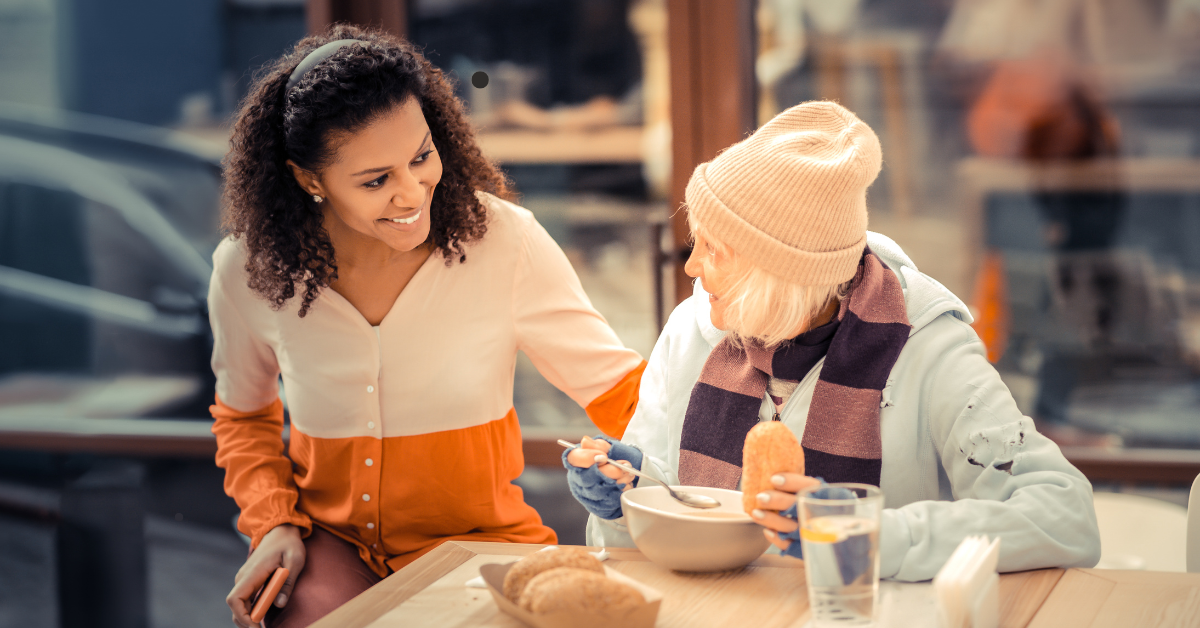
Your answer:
[620,485,771,572]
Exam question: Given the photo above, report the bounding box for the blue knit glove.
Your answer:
[595,436,644,476]
[563,436,644,520]
[779,501,805,559]
[776,479,856,560]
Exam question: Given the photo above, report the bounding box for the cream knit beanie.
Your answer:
[685,101,882,286]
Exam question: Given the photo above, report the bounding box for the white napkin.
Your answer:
[933,536,1001,628]
[537,545,610,560]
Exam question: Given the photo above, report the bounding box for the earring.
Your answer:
[312,194,323,203]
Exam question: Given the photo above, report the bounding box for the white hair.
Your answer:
[689,212,850,348]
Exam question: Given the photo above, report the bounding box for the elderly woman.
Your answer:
[564,101,1100,582]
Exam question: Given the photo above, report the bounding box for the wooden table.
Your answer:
[307,541,1200,628]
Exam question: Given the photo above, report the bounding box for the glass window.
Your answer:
[0,0,305,423]
[411,0,672,431]
[0,178,212,419]
[757,0,1200,448]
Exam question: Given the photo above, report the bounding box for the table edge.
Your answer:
[308,542,478,628]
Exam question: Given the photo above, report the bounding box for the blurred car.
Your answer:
[0,104,223,421]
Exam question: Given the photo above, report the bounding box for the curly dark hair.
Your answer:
[222,24,512,316]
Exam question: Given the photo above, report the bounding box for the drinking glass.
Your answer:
[797,483,884,626]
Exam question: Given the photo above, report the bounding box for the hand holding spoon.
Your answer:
[558,439,721,509]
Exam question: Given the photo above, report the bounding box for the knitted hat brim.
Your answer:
[687,162,866,286]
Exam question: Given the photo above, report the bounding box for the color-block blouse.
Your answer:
[208,192,646,576]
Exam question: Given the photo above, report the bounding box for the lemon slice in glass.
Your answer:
[800,518,848,544]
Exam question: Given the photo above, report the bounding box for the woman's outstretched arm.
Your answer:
[511,208,646,438]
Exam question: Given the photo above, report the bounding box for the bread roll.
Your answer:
[502,547,604,603]
[517,567,644,615]
[741,421,805,514]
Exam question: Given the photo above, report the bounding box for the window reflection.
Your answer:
[0,142,216,420]
[412,0,671,430]
[0,1,304,424]
[758,0,1200,448]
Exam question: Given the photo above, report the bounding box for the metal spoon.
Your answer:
[558,439,721,509]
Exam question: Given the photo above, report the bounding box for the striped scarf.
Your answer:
[678,248,910,489]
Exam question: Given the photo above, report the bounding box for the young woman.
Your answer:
[564,101,1100,581]
[212,26,645,627]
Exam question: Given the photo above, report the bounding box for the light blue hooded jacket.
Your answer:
[585,232,1101,582]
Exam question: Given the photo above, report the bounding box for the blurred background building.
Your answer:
[0,0,1198,626]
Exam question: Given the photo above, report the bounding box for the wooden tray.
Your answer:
[311,541,1066,628]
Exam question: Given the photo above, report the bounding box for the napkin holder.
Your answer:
[479,561,662,628]
[933,536,1001,628]
[957,571,999,628]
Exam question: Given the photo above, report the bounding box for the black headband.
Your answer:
[286,39,364,92]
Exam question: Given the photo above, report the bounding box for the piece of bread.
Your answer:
[741,421,806,514]
[517,567,644,615]
[502,548,605,603]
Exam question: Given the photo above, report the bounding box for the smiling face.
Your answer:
[683,227,738,330]
[289,97,442,255]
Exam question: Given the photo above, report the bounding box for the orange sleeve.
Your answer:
[210,395,312,548]
[584,360,647,439]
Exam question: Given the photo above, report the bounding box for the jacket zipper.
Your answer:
[769,360,821,423]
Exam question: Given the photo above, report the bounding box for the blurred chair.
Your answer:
[1189,474,1200,572]
[1093,491,1187,572]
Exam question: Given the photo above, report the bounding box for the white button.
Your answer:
[367,421,375,429]
[362,493,370,502]
[367,522,375,529]
[365,458,374,467]
[372,543,378,549]
[367,385,374,393]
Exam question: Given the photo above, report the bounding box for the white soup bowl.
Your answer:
[621,485,771,572]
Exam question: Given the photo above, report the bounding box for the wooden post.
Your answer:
[812,34,847,105]
[306,0,407,37]
[872,43,914,220]
[667,0,757,305]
